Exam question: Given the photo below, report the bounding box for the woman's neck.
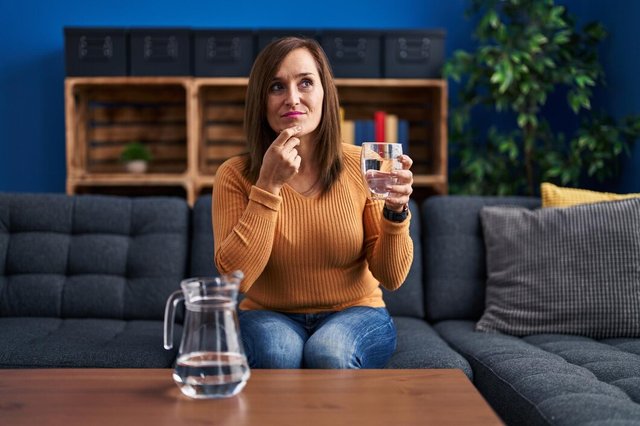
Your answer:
[288,134,322,196]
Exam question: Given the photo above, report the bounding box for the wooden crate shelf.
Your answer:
[66,78,189,181]
[193,79,248,176]
[336,79,446,178]
[66,77,448,205]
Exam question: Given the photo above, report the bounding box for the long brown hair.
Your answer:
[243,37,343,193]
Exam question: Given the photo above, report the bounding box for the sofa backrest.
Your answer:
[190,195,218,278]
[190,195,425,318]
[0,193,189,320]
[381,199,424,318]
[422,195,539,323]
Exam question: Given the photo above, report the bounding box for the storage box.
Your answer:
[130,28,191,76]
[64,27,128,76]
[256,29,318,55]
[193,30,254,77]
[383,30,445,78]
[320,30,382,78]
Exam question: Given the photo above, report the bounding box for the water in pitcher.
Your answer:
[173,351,250,399]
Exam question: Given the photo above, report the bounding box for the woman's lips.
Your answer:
[282,111,305,118]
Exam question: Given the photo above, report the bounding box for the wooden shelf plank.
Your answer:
[66,77,189,86]
[412,175,447,186]
[194,77,250,87]
[70,174,189,185]
[335,78,446,88]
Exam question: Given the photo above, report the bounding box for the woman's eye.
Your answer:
[300,79,313,89]
[269,82,284,92]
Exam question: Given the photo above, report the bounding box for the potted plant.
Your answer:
[444,0,640,195]
[120,141,153,173]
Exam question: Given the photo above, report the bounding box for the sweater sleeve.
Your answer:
[341,143,413,291]
[212,160,281,293]
[362,198,414,291]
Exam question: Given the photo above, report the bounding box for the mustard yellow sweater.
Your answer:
[212,143,413,313]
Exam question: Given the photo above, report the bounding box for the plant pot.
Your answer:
[125,160,148,173]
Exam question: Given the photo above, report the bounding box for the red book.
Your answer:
[374,111,386,142]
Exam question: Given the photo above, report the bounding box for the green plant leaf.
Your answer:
[120,142,153,163]
[445,0,639,196]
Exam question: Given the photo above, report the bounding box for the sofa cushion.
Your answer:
[0,317,181,368]
[193,195,425,318]
[387,316,472,377]
[0,194,189,320]
[541,182,640,207]
[422,196,539,322]
[190,195,219,278]
[435,320,640,426]
[478,199,640,338]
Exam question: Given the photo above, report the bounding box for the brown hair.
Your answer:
[243,37,343,193]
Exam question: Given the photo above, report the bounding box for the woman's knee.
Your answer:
[239,310,306,368]
[303,338,358,368]
[303,307,397,369]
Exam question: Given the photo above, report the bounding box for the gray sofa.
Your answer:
[0,193,466,374]
[0,193,187,367]
[2,192,639,425]
[424,196,640,426]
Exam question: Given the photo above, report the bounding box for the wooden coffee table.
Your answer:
[0,368,502,425]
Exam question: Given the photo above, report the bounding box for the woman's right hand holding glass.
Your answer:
[256,125,302,195]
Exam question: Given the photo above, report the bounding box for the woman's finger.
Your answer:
[398,154,413,169]
[392,169,413,184]
[389,184,413,198]
[272,126,302,147]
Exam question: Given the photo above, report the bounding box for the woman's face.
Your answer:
[266,48,324,138]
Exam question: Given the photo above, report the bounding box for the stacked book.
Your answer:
[340,109,409,154]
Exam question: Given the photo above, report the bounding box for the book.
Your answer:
[384,114,398,144]
[398,119,410,154]
[354,120,364,146]
[342,119,355,144]
[374,111,386,142]
[354,119,375,146]
[363,120,375,144]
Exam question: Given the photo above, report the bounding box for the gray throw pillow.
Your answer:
[477,198,640,338]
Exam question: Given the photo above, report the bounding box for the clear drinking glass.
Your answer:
[360,142,403,200]
[164,272,250,399]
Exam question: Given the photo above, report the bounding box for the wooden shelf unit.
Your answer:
[65,77,447,205]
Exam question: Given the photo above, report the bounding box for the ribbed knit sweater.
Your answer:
[212,143,413,313]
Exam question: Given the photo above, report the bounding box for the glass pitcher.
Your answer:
[164,271,250,399]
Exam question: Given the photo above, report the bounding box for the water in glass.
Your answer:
[361,142,403,199]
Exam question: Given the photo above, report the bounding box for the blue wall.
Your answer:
[589,1,640,192]
[0,0,637,193]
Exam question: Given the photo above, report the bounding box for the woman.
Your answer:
[212,37,414,369]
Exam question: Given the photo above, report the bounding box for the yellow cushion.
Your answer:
[541,182,640,208]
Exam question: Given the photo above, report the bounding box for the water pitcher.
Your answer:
[164,271,250,399]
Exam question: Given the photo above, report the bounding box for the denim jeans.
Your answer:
[238,306,397,369]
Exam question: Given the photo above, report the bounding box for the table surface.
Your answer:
[0,368,503,426]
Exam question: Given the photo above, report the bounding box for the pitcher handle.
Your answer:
[163,290,184,350]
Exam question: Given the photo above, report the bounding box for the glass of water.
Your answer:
[360,142,403,200]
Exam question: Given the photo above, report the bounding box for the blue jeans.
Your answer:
[237,306,397,369]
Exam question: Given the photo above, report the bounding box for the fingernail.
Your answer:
[295,126,302,131]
